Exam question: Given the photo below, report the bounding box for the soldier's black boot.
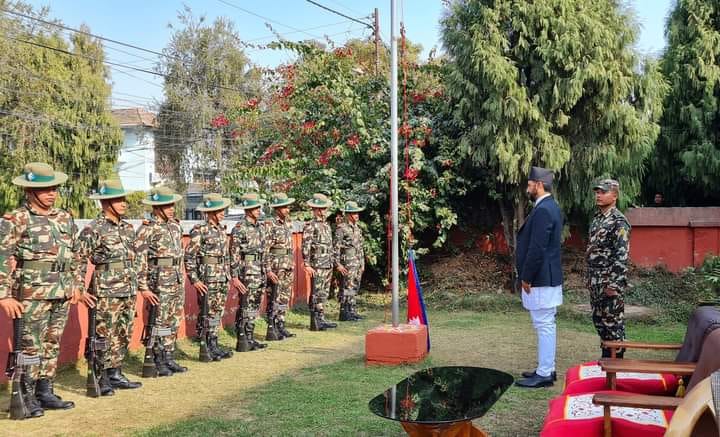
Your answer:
[209,336,232,360]
[318,310,338,329]
[248,322,267,350]
[265,317,282,341]
[309,310,324,331]
[277,319,295,338]
[35,378,75,410]
[154,350,174,377]
[350,303,364,320]
[165,351,188,373]
[107,367,142,389]
[18,375,44,419]
[338,300,352,322]
[236,321,252,352]
[98,370,115,396]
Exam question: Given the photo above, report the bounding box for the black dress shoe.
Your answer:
[521,370,557,381]
[515,373,554,388]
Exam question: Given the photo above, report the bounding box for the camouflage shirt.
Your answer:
[135,215,184,290]
[264,216,294,273]
[302,218,333,269]
[231,216,265,278]
[184,220,231,284]
[334,221,364,270]
[75,214,138,298]
[0,203,80,300]
[586,207,631,291]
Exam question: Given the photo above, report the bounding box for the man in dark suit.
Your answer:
[514,166,564,388]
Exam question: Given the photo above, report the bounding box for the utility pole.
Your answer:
[374,8,380,76]
[390,0,399,327]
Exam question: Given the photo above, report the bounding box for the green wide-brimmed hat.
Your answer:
[238,193,264,210]
[269,192,295,208]
[141,186,182,206]
[197,193,231,212]
[12,162,68,188]
[341,201,365,213]
[89,178,131,200]
[306,193,332,209]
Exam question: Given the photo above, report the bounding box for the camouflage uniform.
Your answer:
[334,220,365,320]
[185,221,230,334]
[231,214,267,349]
[75,215,138,370]
[302,217,334,319]
[0,204,80,381]
[135,215,185,353]
[586,206,631,350]
[264,215,295,336]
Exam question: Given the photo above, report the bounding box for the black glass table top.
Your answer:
[369,366,514,424]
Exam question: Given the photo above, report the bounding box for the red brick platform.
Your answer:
[365,323,428,365]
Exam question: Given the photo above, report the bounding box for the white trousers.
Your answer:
[528,306,557,378]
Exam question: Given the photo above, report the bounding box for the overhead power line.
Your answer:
[304,0,374,29]
[216,0,325,40]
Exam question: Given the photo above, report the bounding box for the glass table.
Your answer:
[369,366,514,436]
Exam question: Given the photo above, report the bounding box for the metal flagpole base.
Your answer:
[364,324,428,365]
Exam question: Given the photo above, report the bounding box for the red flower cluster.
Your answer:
[412,93,426,104]
[404,167,419,181]
[273,180,295,193]
[346,133,360,150]
[277,64,296,81]
[399,123,412,137]
[370,143,383,154]
[302,120,316,131]
[246,98,259,109]
[259,143,283,163]
[411,138,425,148]
[210,114,229,128]
[280,85,295,98]
[333,47,353,58]
[317,146,340,166]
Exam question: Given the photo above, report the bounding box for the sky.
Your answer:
[22,0,674,109]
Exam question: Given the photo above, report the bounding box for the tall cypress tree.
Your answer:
[646,0,720,206]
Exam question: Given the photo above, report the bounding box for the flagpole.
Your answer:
[390,0,400,328]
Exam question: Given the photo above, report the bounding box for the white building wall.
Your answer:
[117,127,157,191]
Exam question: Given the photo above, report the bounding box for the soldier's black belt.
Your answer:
[313,247,328,254]
[95,260,132,271]
[15,352,40,366]
[17,260,68,272]
[269,248,291,255]
[151,326,172,337]
[149,258,181,267]
[201,256,225,264]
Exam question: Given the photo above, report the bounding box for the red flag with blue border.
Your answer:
[407,250,430,350]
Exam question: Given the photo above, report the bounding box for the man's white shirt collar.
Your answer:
[535,193,551,207]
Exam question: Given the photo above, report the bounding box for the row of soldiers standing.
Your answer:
[0,162,366,420]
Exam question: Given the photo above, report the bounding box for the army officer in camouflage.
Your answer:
[184,193,234,360]
[264,193,297,340]
[75,179,142,393]
[302,193,338,331]
[231,193,267,352]
[135,186,188,375]
[334,201,365,322]
[586,179,631,358]
[0,163,83,417]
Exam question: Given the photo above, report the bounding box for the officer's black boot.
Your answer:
[107,367,142,389]
[236,320,252,352]
[210,336,232,359]
[154,349,173,377]
[16,375,44,419]
[309,310,324,331]
[318,310,338,329]
[35,378,75,410]
[165,351,188,373]
[98,370,115,396]
[265,316,282,341]
[248,322,267,350]
[278,319,295,338]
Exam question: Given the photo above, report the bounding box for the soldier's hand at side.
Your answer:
[81,293,97,308]
[70,288,83,305]
[267,271,279,284]
[337,265,349,276]
[194,281,208,295]
[232,278,247,294]
[605,287,619,297]
[305,266,315,277]
[0,297,23,318]
[141,289,160,305]
[521,281,531,293]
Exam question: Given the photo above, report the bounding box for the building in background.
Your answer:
[111,108,161,192]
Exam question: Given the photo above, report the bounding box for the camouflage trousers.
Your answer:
[589,285,625,343]
[21,298,69,379]
[311,268,332,312]
[239,274,265,323]
[196,282,227,336]
[338,268,362,306]
[155,283,185,352]
[96,296,136,369]
[267,269,293,322]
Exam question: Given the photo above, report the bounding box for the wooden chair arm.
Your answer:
[599,358,696,376]
[593,393,682,410]
[602,340,683,351]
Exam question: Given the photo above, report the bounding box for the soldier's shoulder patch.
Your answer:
[142,219,151,225]
[2,213,14,221]
[192,224,201,230]
[234,222,242,228]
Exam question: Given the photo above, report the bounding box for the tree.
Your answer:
[441,0,665,288]
[155,7,261,191]
[645,0,720,206]
[0,1,122,217]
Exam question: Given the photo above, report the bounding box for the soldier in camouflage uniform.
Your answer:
[184,193,234,361]
[135,186,188,375]
[75,179,142,395]
[264,193,297,340]
[0,163,83,417]
[302,193,338,331]
[231,193,268,352]
[334,201,366,322]
[586,179,631,358]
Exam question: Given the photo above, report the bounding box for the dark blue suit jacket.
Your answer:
[515,195,563,287]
